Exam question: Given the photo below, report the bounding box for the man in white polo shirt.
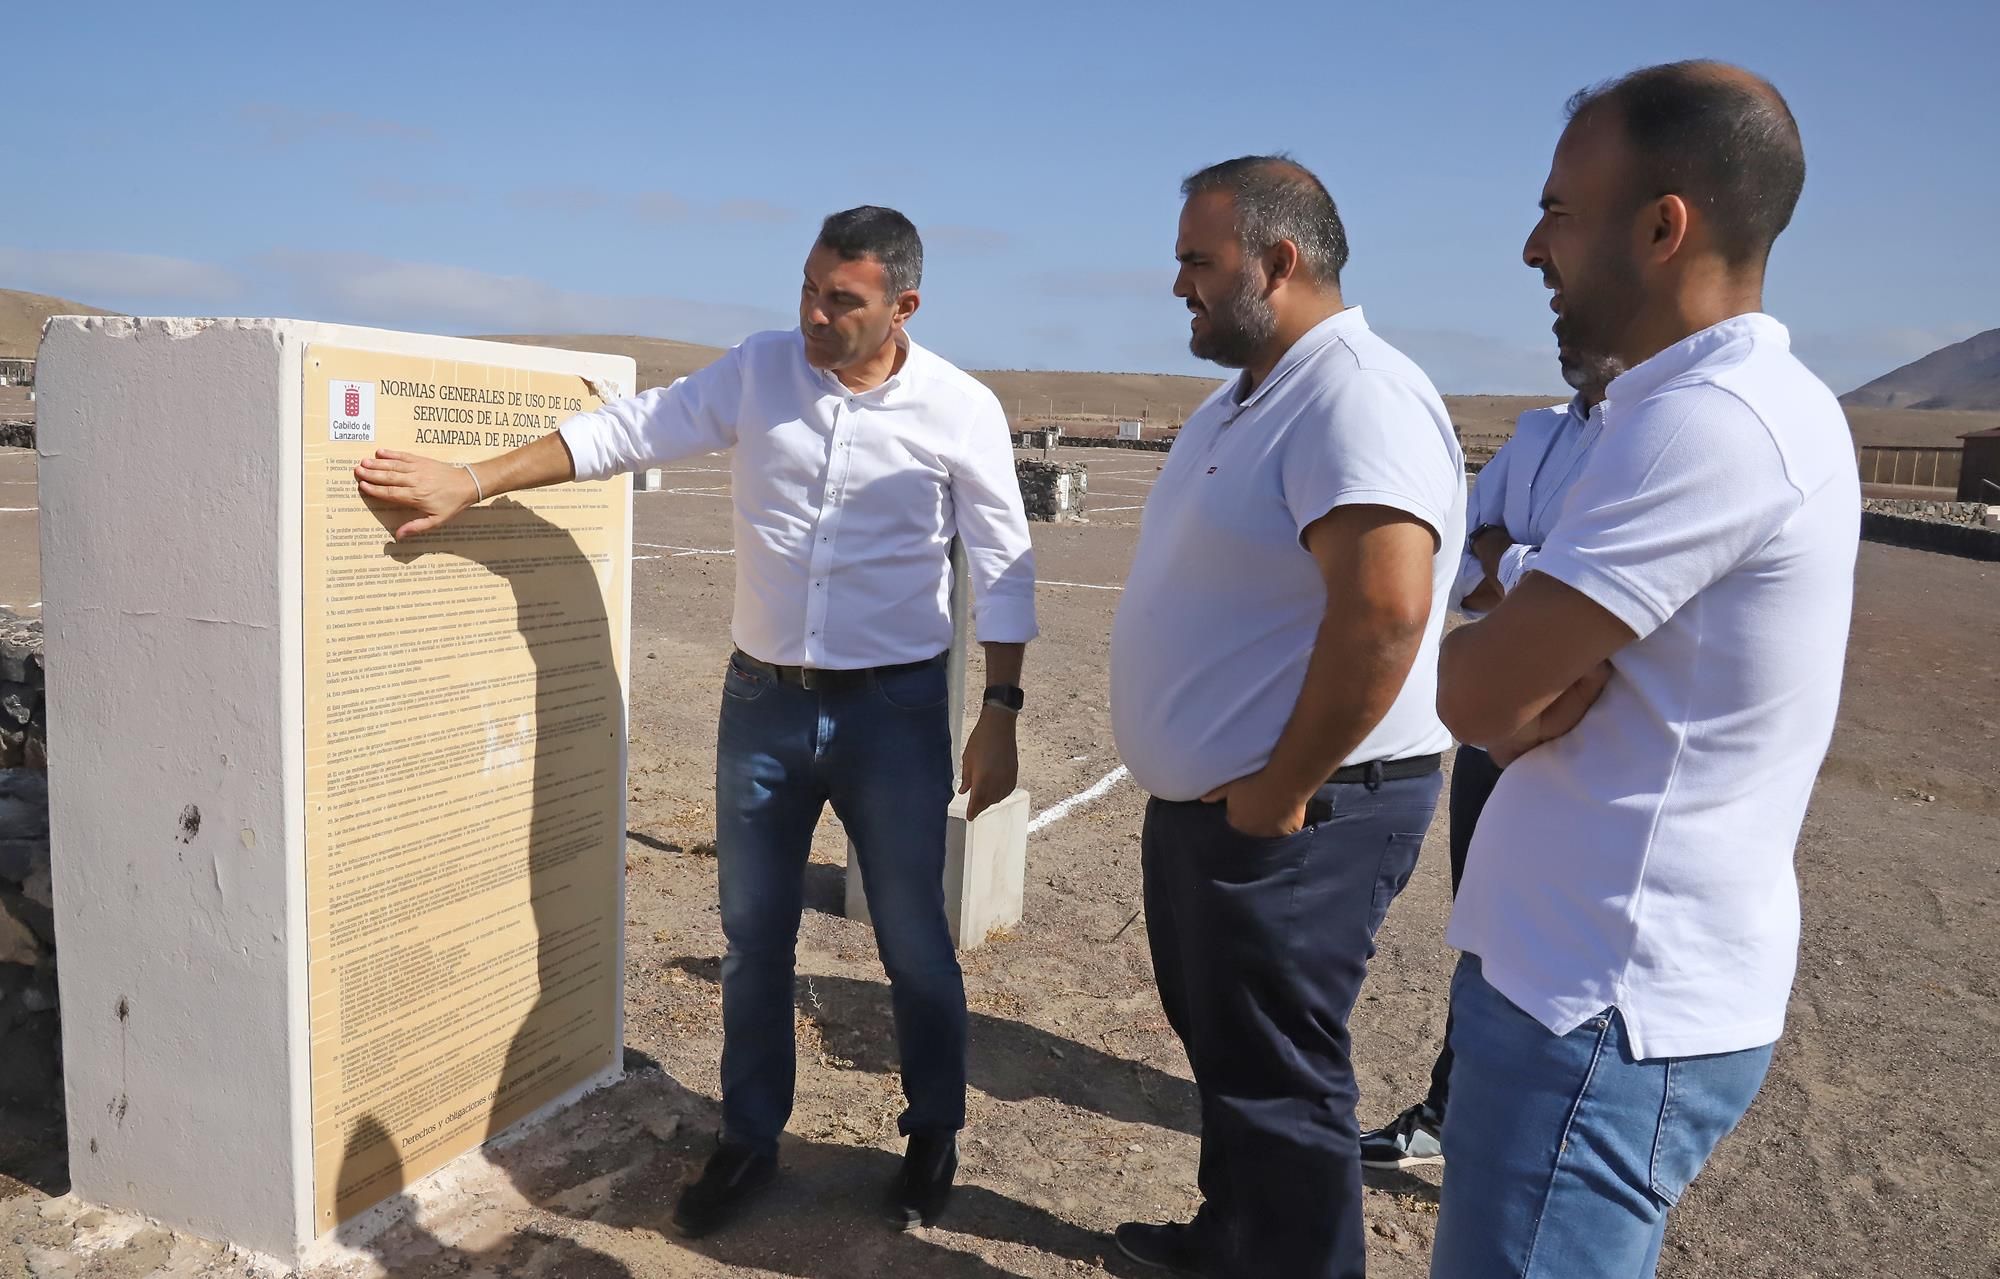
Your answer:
[355,207,1036,1239]
[1110,155,1464,1279]
[1433,63,1858,1277]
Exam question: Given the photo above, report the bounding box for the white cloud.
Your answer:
[1368,327,1569,396]
[0,248,245,304]
[927,224,1012,256]
[257,250,788,344]
[1039,269,1167,301]
[234,103,435,147]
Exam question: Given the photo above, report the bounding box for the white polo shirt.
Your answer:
[1111,307,1465,802]
[1448,313,1860,1060]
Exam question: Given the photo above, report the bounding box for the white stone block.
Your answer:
[636,466,664,491]
[845,787,1030,949]
[37,317,636,1266]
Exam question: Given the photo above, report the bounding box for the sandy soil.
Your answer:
[1,448,1995,1278]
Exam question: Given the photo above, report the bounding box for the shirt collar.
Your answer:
[806,328,918,399]
[1235,305,1370,408]
[1605,312,1789,408]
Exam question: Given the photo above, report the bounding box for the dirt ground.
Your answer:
[2,446,1996,1278]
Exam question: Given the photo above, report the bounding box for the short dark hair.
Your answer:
[1566,61,1805,266]
[815,206,923,297]
[1181,155,1349,286]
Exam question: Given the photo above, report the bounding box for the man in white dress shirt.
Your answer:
[1360,355,1616,1171]
[1432,63,1858,1277]
[355,207,1037,1238]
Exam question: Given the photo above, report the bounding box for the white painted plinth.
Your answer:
[845,787,1030,949]
[636,466,664,491]
[35,317,635,1267]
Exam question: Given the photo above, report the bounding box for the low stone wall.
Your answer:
[0,609,55,1106]
[1011,431,1172,454]
[1861,499,1991,526]
[1861,511,2000,561]
[0,420,32,450]
[1016,459,1089,521]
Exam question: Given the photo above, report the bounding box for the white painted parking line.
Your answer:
[1028,765,1131,835]
[0,506,37,513]
[1040,579,1124,591]
[1089,505,1144,513]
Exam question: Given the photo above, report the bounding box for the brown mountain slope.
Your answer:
[1842,328,2000,411]
[0,289,115,359]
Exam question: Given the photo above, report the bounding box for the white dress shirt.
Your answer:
[1452,397,1605,611]
[558,328,1037,669]
[1448,313,1859,1059]
[1112,307,1465,801]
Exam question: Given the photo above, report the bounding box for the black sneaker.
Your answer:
[1359,1101,1444,1170]
[886,1130,959,1230]
[1113,1219,1210,1275]
[672,1140,777,1239]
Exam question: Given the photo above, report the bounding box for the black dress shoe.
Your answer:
[672,1141,777,1239]
[886,1130,958,1230]
[1114,1219,1210,1275]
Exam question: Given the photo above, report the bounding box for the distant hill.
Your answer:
[475,334,726,393]
[0,289,114,359]
[480,332,1224,421]
[1843,328,2000,411]
[11,289,1996,446]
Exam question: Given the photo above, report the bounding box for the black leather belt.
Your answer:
[1329,753,1442,786]
[732,649,945,691]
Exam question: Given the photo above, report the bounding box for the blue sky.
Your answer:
[5,0,1995,394]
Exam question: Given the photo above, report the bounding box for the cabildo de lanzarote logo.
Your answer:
[329,380,376,442]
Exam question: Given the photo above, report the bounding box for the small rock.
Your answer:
[22,864,51,910]
[0,897,40,964]
[1127,1143,1143,1154]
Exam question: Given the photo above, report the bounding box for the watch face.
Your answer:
[984,685,1025,711]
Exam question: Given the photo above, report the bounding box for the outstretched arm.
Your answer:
[355,433,577,540]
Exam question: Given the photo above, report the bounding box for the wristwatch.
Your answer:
[983,684,1025,713]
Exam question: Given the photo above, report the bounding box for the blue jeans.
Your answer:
[1433,956,1775,1278]
[713,651,965,1156]
[1142,770,1442,1279]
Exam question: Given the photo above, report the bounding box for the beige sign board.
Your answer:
[302,345,630,1231]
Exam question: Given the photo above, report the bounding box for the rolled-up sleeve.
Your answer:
[557,346,744,481]
[948,390,1039,643]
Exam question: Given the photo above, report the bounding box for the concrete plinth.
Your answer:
[37,317,635,1266]
[845,788,1031,948]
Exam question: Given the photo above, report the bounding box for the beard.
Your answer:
[1550,238,1643,389]
[1558,345,1627,394]
[1188,266,1277,368]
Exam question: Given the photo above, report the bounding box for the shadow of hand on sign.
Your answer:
[335,1112,635,1278]
[329,498,625,1245]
